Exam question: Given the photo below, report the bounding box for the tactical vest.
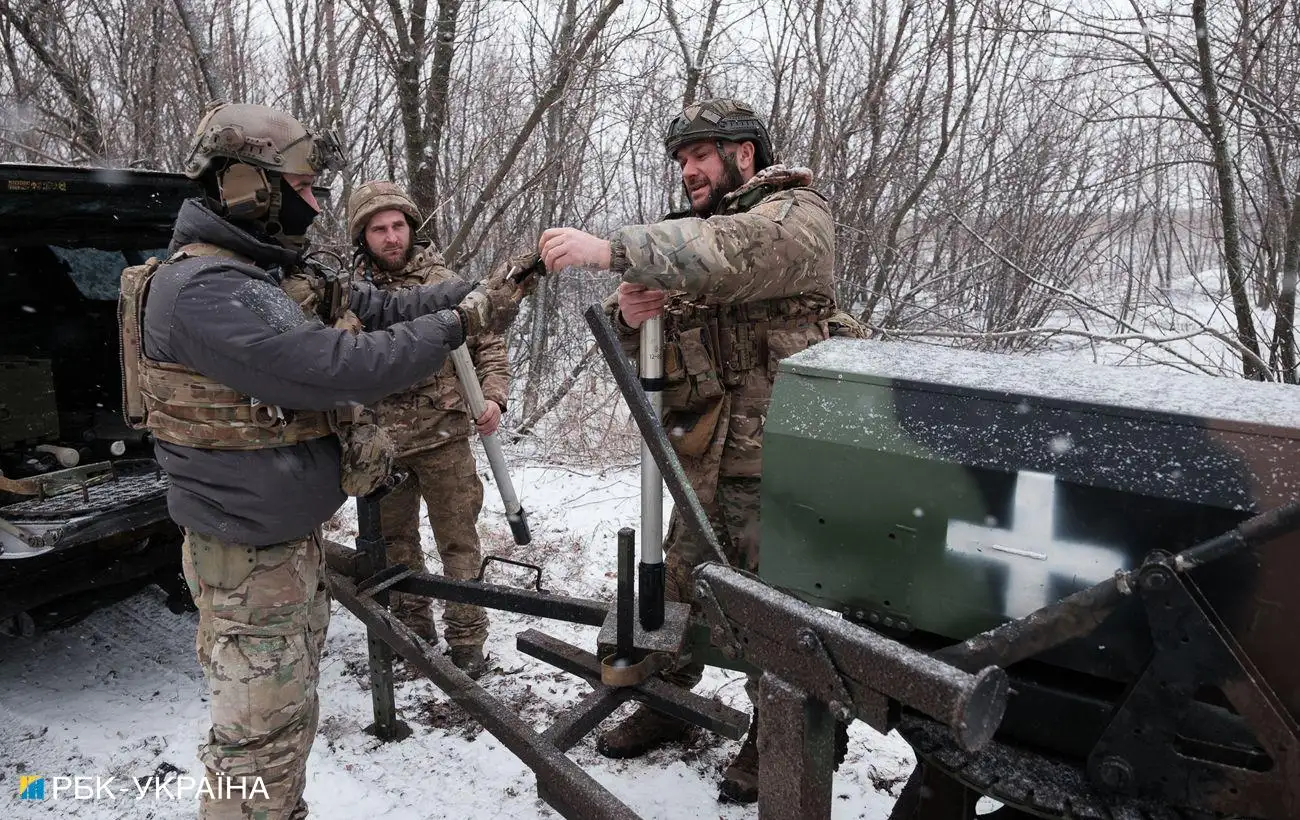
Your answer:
[660,293,834,414]
[118,243,332,450]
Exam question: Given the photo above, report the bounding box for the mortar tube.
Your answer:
[450,345,530,545]
[639,316,665,630]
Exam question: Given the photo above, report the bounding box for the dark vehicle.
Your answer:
[0,163,198,633]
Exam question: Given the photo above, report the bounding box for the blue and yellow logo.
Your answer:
[18,776,45,800]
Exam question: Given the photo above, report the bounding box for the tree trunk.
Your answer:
[412,0,460,243]
[172,0,224,101]
[1191,0,1264,380]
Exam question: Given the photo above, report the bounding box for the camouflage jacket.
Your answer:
[609,165,837,495]
[358,244,511,457]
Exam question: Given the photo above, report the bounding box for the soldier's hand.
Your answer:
[476,401,502,436]
[617,282,667,329]
[539,227,611,272]
[495,251,544,299]
[455,280,520,338]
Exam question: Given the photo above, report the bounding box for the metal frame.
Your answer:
[316,304,1300,820]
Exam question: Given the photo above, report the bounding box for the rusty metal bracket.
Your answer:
[694,573,741,659]
[1086,563,1299,819]
[0,459,115,499]
[518,628,750,741]
[760,674,838,819]
[599,651,672,687]
[541,687,629,754]
[596,599,692,661]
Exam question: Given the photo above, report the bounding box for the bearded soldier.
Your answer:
[539,98,857,803]
[345,181,508,679]
[119,102,524,819]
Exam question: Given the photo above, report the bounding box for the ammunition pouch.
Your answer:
[665,397,724,458]
[663,326,725,412]
[336,419,396,497]
[661,296,833,412]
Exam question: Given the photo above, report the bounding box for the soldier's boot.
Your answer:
[392,593,438,645]
[596,705,693,759]
[714,715,847,804]
[718,717,760,804]
[449,644,489,680]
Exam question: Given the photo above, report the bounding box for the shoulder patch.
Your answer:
[749,193,797,224]
[233,279,310,333]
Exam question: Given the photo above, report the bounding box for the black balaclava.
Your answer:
[275,176,319,248]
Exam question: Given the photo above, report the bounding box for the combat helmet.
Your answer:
[346,180,422,243]
[182,102,346,249]
[663,98,775,170]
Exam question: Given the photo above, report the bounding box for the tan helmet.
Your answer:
[182,102,346,180]
[663,98,775,169]
[346,180,422,241]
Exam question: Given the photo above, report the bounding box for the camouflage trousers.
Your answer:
[379,438,490,647]
[662,476,761,693]
[181,529,331,820]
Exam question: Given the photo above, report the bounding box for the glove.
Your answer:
[454,250,544,337]
[455,281,520,338]
[502,251,545,299]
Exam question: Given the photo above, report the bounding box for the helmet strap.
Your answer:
[262,175,287,247]
[267,175,316,251]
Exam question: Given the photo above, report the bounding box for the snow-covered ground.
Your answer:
[0,456,916,819]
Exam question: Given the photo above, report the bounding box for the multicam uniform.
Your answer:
[610,164,842,687]
[357,245,510,647]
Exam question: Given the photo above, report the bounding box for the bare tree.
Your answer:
[172,0,224,101]
[0,1,107,160]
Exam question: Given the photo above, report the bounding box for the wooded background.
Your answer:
[2,0,1298,422]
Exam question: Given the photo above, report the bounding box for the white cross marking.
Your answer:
[945,471,1129,620]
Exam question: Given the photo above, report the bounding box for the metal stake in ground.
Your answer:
[451,345,530,544]
[356,491,411,742]
[638,317,665,630]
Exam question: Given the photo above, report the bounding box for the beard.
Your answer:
[689,158,746,216]
[372,243,413,272]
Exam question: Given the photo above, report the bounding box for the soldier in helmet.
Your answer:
[345,180,509,679]
[119,102,526,819]
[539,98,848,803]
